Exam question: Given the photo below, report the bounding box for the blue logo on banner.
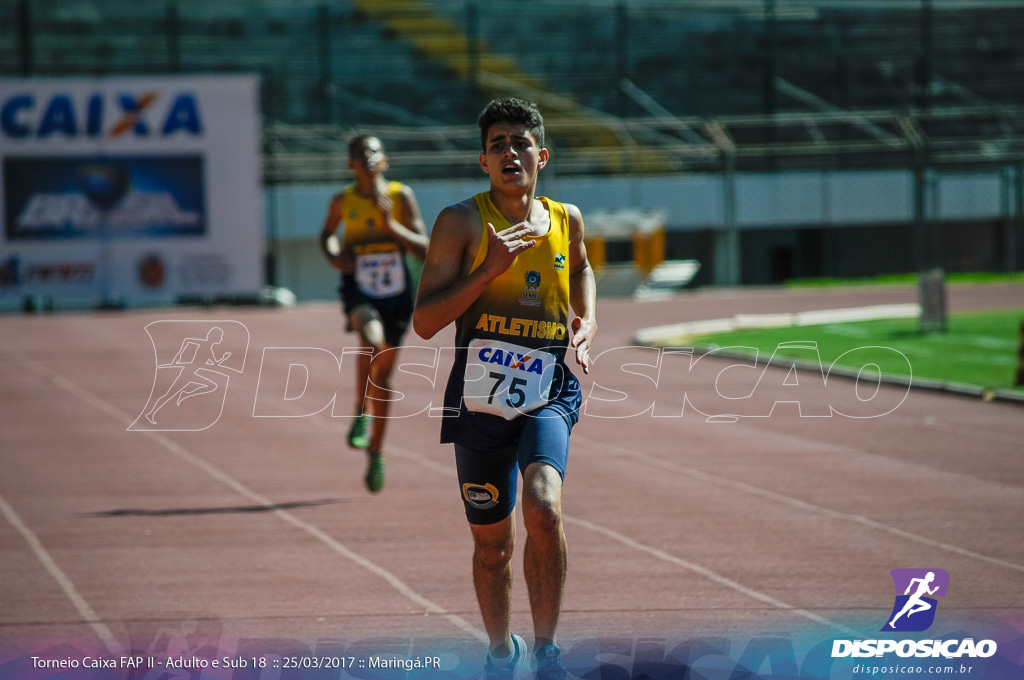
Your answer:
[1,92,202,139]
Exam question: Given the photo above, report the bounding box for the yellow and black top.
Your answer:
[337,181,413,302]
[441,192,581,447]
[455,192,571,351]
[337,181,407,255]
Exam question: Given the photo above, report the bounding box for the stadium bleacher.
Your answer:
[6,1,1024,129]
[2,1,1023,290]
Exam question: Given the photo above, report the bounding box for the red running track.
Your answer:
[0,283,1021,677]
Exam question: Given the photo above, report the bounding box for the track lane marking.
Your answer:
[56,342,860,637]
[14,356,487,644]
[374,447,861,635]
[0,492,124,655]
[561,514,859,635]
[887,413,1024,448]
[19,346,1019,649]
[573,433,1024,574]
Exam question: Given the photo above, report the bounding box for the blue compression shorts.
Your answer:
[454,401,576,525]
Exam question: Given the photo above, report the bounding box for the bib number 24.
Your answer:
[355,251,406,298]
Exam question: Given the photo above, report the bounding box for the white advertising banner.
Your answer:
[0,75,263,306]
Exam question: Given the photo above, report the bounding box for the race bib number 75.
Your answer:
[464,339,557,420]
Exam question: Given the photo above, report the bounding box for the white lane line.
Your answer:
[574,433,1024,574]
[17,353,871,638]
[0,492,124,655]
[888,413,1024,449]
[16,357,487,644]
[379,447,859,635]
[562,515,859,636]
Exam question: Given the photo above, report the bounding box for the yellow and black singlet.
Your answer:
[440,192,582,447]
[338,181,411,300]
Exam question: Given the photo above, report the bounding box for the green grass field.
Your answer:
[785,271,1024,289]
[684,308,1024,393]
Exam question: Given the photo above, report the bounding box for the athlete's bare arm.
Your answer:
[413,201,536,339]
[319,193,353,273]
[565,203,597,374]
[380,185,429,261]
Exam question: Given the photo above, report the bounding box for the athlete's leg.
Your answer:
[359,343,399,492]
[516,405,573,649]
[350,305,386,352]
[470,516,517,657]
[521,462,567,647]
[348,305,384,412]
[353,349,372,415]
[455,443,520,656]
[366,344,399,452]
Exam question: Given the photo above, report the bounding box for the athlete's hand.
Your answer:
[569,316,596,374]
[480,222,536,279]
[331,245,355,274]
[375,193,394,223]
[324,242,355,273]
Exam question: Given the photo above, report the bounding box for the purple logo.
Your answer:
[881,568,949,632]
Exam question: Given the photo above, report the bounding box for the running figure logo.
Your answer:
[130,321,249,431]
[881,568,949,632]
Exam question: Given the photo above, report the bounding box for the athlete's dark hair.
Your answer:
[347,134,383,159]
[477,98,545,151]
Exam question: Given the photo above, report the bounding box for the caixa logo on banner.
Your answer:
[1,90,202,139]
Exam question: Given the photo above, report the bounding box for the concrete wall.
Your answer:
[267,167,1022,299]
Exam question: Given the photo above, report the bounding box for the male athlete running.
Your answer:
[414,98,597,680]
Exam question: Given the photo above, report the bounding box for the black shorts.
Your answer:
[339,274,413,348]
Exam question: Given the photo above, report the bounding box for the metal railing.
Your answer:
[264,99,1024,183]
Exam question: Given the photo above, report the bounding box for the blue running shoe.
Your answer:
[533,644,567,680]
[484,633,527,680]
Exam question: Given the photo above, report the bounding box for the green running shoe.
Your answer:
[347,412,371,449]
[365,451,385,493]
